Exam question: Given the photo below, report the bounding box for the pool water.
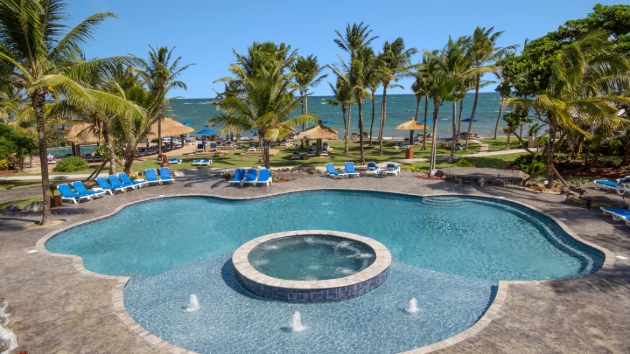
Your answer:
[248,235,376,280]
[45,191,604,353]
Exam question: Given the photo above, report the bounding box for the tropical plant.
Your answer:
[290,55,327,147]
[463,27,517,149]
[0,0,144,225]
[323,78,354,152]
[377,38,418,155]
[133,46,194,157]
[52,156,88,172]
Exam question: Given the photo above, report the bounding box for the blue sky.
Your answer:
[66,0,622,98]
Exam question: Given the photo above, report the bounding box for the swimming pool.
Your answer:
[45,191,604,353]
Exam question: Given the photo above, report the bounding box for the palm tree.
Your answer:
[323,78,354,152]
[508,30,629,187]
[363,49,382,147]
[290,55,327,147]
[463,27,517,149]
[377,38,418,155]
[332,22,378,163]
[0,0,143,225]
[133,46,194,158]
[412,61,431,150]
[213,59,318,168]
[422,52,457,176]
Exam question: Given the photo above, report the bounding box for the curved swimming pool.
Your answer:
[45,191,604,353]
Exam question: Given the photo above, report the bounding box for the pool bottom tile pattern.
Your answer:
[124,253,495,354]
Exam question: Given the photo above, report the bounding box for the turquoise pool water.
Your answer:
[248,235,376,280]
[45,191,604,353]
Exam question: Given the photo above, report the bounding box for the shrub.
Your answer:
[0,159,8,170]
[513,154,534,167]
[53,156,89,172]
[455,159,475,167]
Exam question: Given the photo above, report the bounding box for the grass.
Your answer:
[482,137,523,152]
[402,152,527,170]
[0,195,43,210]
[0,180,42,190]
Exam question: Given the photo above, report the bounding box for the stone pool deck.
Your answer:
[0,171,629,353]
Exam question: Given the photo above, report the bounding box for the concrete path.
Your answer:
[395,148,528,164]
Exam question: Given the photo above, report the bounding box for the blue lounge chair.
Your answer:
[307,149,315,157]
[57,184,92,204]
[256,169,272,187]
[600,207,630,221]
[196,143,205,152]
[325,163,347,179]
[168,157,182,164]
[366,162,380,175]
[144,169,162,186]
[118,172,148,188]
[159,167,175,184]
[593,176,630,195]
[243,169,258,185]
[209,142,218,152]
[248,143,257,152]
[321,147,329,157]
[229,168,246,186]
[291,151,300,160]
[108,175,136,190]
[71,181,106,198]
[384,163,400,176]
[344,162,360,177]
[96,177,127,193]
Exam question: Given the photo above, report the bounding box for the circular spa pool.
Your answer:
[234,231,391,302]
[45,191,605,354]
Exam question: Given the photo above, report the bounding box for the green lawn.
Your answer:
[482,137,523,152]
[0,179,42,190]
[0,195,43,210]
[403,152,527,170]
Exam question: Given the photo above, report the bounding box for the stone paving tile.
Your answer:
[0,170,629,353]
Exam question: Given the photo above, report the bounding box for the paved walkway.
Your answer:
[0,171,628,353]
[395,148,528,164]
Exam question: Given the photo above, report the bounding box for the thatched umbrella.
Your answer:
[395,117,427,145]
[149,118,194,151]
[66,124,101,156]
[295,120,338,153]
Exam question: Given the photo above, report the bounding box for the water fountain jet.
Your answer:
[290,311,307,332]
[406,298,419,313]
[183,294,200,312]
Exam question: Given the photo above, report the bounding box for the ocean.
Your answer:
[168,92,508,139]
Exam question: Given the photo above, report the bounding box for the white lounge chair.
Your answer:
[366,162,380,175]
[384,163,400,176]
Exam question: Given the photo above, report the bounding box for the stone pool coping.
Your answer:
[232,230,391,302]
[34,189,615,354]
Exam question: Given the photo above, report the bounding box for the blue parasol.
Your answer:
[322,121,332,125]
[251,129,259,134]
[196,129,216,135]
[182,122,193,126]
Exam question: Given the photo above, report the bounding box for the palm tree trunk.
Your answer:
[465,75,480,150]
[457,96,465,141]
[422,94,429,150]
[358,97,365,164]
[300,91,306,149]
[493,96,504,139]
[449,101,457,162]
[345,105,352,153]
[103,123,116,175]
[413,96,420,146]
[378,84,389,156]
[124,135,137,174]
[622,129,630,166]
[590,143,602,168]
[157,118,162,157]
[505,133,511,149]
[31,89,52,226]
[369,90,376,146]
[518,123,524,146]
[342,106,347,152]
[573,134,585,159]
[429,98,440,177]
[546,113,556,188]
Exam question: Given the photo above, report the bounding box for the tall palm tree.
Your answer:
[324,78,354,152]
[213,60,318,168]
[290,55,327,147]
[0,0,143,225]
[332,22,378,163]
[508,30,629,187]
[463,27,517,149]
[377,38,418,155]
[422,52,457,176]
[412,59,432,150]
[363,48,382,147]
[133,46,194,158]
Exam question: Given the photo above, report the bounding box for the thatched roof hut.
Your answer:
[149,118,194,137]
[65,124,101,144]
[295,121,338,140]
[395,117,427,131]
